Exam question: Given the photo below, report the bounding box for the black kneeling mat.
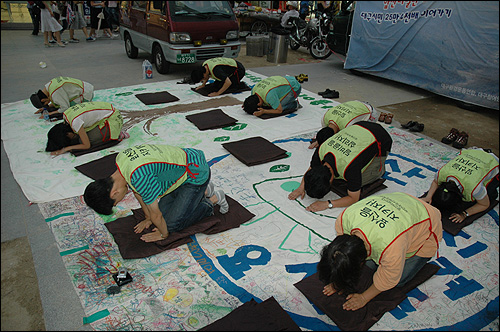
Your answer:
[135,91,180,105]
[330,178,387,199]
[185,109,238,130]
[222,136,288,166]
[105,195,255,259]
[440,199,499,235]
[191,81,251,96]
[259,106,299,119]
[294,263,440,331]
[200,297,301,331]
[74,153,118,179]
[71,140,121,157]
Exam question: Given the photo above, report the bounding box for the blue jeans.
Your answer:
[281,84,302,112]
[365,255,431,287]
[158,176,213,233]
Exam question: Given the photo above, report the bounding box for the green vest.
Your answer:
[116,145,190,196]
[437,149,499,202]
[252,76,291,107]
[47,76,84,107]
[323,101,371,130]
[203,58,237,81]
[318,125,377,180]
[64,102,123,140]
[341,192,432,263]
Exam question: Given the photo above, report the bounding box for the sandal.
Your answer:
[378,112,387,122]
[384,113,394,124]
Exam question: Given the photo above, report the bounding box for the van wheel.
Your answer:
[124,33,138,59]
[153,45,170,74]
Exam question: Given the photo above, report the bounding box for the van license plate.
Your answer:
[176,54,195,64]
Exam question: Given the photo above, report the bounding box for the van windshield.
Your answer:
[169,1,235,21]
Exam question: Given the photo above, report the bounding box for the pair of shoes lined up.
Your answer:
[401,120,424,132]
[295,73,308,83]
[441,128,468,149]
[318,88,339,99]
[379,112,395,124]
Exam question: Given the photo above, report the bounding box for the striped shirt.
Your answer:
[130,148,209,205]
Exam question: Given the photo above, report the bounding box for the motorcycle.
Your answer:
[309,3,355,59]
[287,14,319,51]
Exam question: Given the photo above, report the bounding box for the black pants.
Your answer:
[28,6,41,35]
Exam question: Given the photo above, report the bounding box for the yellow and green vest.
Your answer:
[63,101,122,140]
[203,58,237,81]
[47,76,84,108]
[340,192,434,263]
[323,101,371,130]
[437,149,499,202]
[252,76,292,107]
[319,124,377,180]
[116,144,190,197]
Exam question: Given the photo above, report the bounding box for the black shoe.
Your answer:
[318,88,334,96]
[323,90,339,99]
[452,131,468,149]
[409,122,424,132]
[401,120,417,129]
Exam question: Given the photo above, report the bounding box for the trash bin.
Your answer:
[267,27,289,63]
[246,35,264,56]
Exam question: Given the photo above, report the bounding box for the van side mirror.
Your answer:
[152,1,162,10]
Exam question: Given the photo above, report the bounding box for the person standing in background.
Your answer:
[68,1,94,42]
[105,1,120,33]
[39,1,66,47]
[27,1,41,35]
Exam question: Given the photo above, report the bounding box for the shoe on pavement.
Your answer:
[322,90,339,98]
[441,128,459,144]
[409,122,424,132]
[452,131,468,149]
[318,88,335,96]
[69,38,79,43]
[401,120,417,129]
[86,36,96,41]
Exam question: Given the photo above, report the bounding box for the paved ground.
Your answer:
[1,28,498,331]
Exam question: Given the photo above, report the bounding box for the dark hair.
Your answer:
[46,122,78,152]
[83,178,115,215]
[316,127,335,146]
[317,234,367,294]
[243,95,259,114]
[191,66,205,83]
[432,181,463,212]
[304,165,332,198]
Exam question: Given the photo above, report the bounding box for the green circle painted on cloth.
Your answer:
[281,181,301,192]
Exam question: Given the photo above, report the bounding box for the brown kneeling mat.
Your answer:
[222,136,288,166]
[185,109,238,130]
[75,153,118,179]
[105,195,255,259]
[200,297,301,331]
[294,263,440,331]
[135,91,180,105]
[331,178,387,199]
[71,140,121,157]
[192,81,251,96]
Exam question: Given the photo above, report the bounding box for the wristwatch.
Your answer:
[328,200,333,209]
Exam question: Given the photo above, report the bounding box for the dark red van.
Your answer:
[120,1,241,74]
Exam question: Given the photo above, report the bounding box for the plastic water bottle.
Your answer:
[42,109,49,121]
